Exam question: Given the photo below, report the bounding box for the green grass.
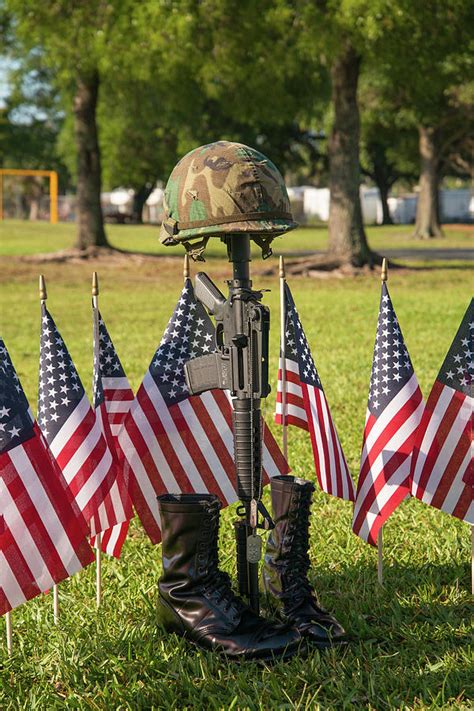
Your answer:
[0,219,473,258]
[0,223,472,709]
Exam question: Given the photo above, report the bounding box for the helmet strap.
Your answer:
[182,237,210,262]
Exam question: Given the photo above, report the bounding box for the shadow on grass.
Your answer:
[312,559,471,645]
[4,560,468,708]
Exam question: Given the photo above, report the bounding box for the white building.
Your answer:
[288,186,473,225]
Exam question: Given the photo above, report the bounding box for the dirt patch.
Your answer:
[19,246,177,265]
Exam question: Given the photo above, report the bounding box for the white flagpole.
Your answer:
[40,274,61,622]
[279,256,288,462]
[95,534,102,608]
[5,611,12,655]
[92,271,102,609]
[53,584,59,624]
[377,528,384,585]
[377,258,389,586]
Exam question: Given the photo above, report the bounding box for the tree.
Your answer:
[0,59,71,217]
[6,1,135,249]
[106,1,328,219]
[368,1,474,238]
[289,3,383,266]
[359,74,418,224]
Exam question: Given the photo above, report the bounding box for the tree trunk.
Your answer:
[378,182,393,225]
[73,71,108,249]
[328,45,373,266]
[132,183,155,223]
[413,126,444,239]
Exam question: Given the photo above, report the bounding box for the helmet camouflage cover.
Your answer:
[159,141,298,259]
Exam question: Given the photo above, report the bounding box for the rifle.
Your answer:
[184,235,273,614]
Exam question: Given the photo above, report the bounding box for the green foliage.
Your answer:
[0,58,70,189]
[0,222,472,709]
[3,0,473,220]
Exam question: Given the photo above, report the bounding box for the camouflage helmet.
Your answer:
[159,141,298,260]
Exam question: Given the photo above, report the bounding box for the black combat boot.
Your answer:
[157,493,302,661]
[262,476,347,648]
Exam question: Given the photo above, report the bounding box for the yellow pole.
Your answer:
[50,171,58,224]
[0,172,3,221]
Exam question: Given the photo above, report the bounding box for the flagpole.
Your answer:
[183,253,190,283]
[5,610,12,655]
[279,256,288,461]
[92,271,102,609]
[40,274,61,622]
[377,258,389,586]
[377,528,384,585]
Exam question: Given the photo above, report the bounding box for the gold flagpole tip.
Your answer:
[381,258,388,282]
[279,255,286,279]
[183,253,190,280]
[92,271,99,297]
[39,274,47,301]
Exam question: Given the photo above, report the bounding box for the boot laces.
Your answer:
[280,487,320,613]
[197,501,245,618]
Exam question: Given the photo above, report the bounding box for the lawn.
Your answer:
[0,222,472,709]
[1,219,473,259]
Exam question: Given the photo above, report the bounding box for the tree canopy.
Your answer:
[2,0,473,254]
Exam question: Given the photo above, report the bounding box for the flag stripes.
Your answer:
[120,385,283,544]
[119,279,288,544]
[411,381,473,522]
[352,283,423,545]
[353,382,424,542]
[90,317,134,558]
[410,299,473,524]
[102,376,135,438]
[1,428,93,615]
[276,360,309,430]
[37,305,123,534]
[275,284,354,501]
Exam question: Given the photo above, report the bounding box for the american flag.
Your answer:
[37,305,123,535]
[119,278,288,544]
[0,338,93,615]
[410,299,473,522]
[352,282,424,545]
[90,312,134,558]
[275,283,355,501]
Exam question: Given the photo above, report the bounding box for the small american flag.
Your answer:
[119,278,288,544]
[90,312,134,558]
[352,282,424,545]
[0,338,93,615]
[410,300,473,522]
[37,306,123,535]
[275,283,355,501]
